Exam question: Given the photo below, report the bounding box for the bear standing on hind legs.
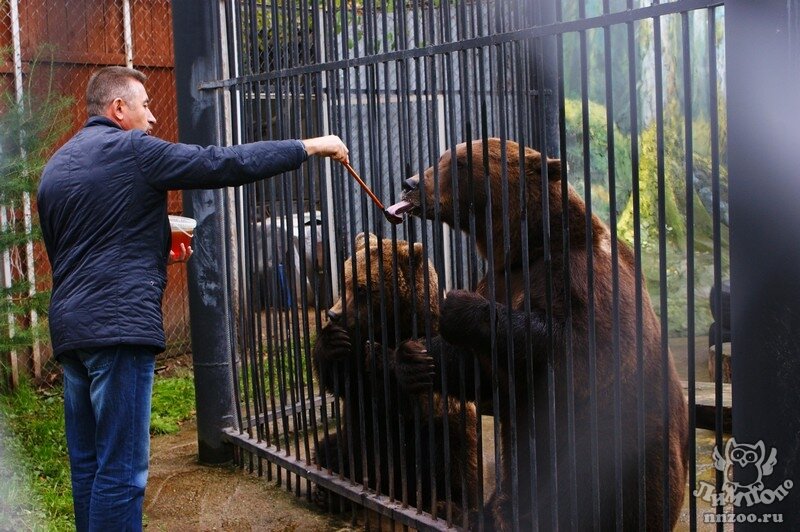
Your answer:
[311,233,479,525]
[395,138,689,530]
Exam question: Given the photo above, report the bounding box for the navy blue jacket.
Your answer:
[38,116,308,356]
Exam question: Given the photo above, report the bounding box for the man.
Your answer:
[37,66,348,531]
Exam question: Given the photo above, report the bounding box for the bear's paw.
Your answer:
[316,324,352,362]
[440,290,493,347]
[393,339,435,394]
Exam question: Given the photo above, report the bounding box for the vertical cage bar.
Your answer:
[555,0,579,526]
[577,0,602,523]
[681,10,697,531]
[601,2,624,528]
[652,9,674,529]
[707,8,724,529]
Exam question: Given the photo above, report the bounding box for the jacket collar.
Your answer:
[84,115,123,130]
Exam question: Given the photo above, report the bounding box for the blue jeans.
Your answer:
[60,346,156,532]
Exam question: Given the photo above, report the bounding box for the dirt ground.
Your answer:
[143,353,721,531]
[143,419,719,532]
[144,418,352,532]
[145,353,351,532]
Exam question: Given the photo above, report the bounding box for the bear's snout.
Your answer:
[327,309,341,322]
[403,176,419,192]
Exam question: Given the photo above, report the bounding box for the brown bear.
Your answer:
[395,138,689,530]
[311,233,480,526]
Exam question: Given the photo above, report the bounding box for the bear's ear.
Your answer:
[354,232,379,251]
[412,242,424,259]
[545,158,562,182]
[525,151,562,182]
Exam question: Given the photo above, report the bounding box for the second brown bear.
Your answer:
[312,233,479,526]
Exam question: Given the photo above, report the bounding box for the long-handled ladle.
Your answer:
[341,162,405,225]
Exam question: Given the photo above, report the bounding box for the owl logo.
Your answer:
[713,438,778,492]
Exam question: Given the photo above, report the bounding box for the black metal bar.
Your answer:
[299,0,322,501]
[519,24,541,532]
[624,2,647,526]
[455,5,486,528]
[707,8,724,530]
[652,10,673,530]
[578,0,601,523]
[680,10,697,532]
[532,3,561,530]
[477,50,502,532]
[601,1,624,528]
[555,0,579,527]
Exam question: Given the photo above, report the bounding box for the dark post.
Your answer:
[171,0,236,465]
[727,1,800,527]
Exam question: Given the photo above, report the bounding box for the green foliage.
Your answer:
[0,53,73,206]
[617,123,686,249]
[150,374,196,435]
[613,106,728,335]
[0,48,73,356]
[563,98,633,221]
[563,92,728,335]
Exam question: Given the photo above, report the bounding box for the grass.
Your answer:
[0,382,72,532]
[0,370,196,531]
[150,373,195,435]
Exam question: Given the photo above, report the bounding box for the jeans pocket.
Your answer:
[76,348,114,372]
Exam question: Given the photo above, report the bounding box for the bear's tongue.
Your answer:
[385,200,414,223]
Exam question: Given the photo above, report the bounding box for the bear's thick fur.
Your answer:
[312,233,479,524]
[399,138,689,530]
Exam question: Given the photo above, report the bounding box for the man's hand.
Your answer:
[168,243,192,264]
[302,135,349,164]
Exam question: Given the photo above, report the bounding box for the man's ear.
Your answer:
[106,97,126,122]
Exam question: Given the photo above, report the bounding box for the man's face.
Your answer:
[115,80,156,134]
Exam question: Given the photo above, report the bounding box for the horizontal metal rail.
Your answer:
[238,394,335,428]
[222,428,452,531]
[200,0,723,90]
